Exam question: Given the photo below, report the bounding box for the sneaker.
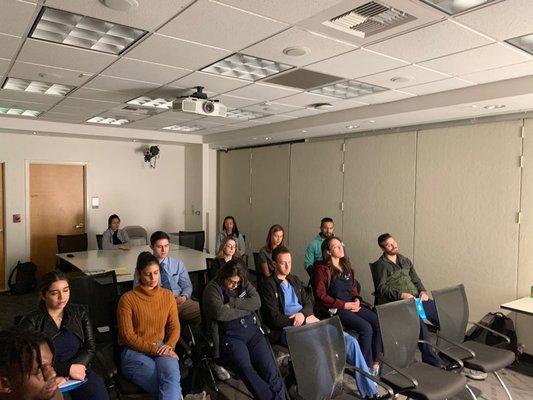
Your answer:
[463,368,487,380]
[210,362,231,381]
[184,391,207,400]
[369,366,380,377]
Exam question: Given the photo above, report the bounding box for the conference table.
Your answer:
[57,244,214,283]
[500,297,533,316]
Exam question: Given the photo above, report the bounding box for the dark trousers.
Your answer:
[62,368,109,400]
[337,306,382,367]
[219,319,286,400]
[418,299,442,367]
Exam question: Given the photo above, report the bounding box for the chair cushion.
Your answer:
[381,362,466,400]
[462,341,515,373]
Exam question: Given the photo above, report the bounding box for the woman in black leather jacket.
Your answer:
[19,271,108,400]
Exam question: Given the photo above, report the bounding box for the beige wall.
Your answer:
[184,144,203,231]
[218,117,533,353]
[0,132,186,285]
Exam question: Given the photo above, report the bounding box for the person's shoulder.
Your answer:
[66,303,89,314]
[160,287,176,301]
[397,253,413,264]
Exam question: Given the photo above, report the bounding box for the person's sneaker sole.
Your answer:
[464,370,487,380]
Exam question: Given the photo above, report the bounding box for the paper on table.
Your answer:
[59,379,86,392]
[114,267,130,276]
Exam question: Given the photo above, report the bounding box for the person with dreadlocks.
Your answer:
[0,326,63,400]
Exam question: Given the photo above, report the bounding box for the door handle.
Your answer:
[75,223,84,229]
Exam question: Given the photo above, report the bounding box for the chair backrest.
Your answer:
[368,262,385,306]
[205,257,217,281]
[122,225,148,245]
[96,234,103,250]
[57,233,88,253]
[286,316,346,400]
[68,271,119,343]
[178,230,205,251]
[376,298,420,371]
[432,284,469,346]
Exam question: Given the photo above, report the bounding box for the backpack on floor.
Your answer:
[8,261,37,295]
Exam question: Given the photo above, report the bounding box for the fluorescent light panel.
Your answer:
[127,96,172,109]
[201,53,293,81]
[162,125,203,132]
[226,109,268,120]
[30,7,146,55]
[310,79,387,99]
[86,116,129,125]
[506,33,533,56]
[420,0,497,15]
[3,77,74,96]
[0,107,40,117]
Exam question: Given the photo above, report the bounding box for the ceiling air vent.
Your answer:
[323,1,415,38]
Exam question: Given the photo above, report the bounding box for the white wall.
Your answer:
[184,144,203,231]
[0,132,186,283]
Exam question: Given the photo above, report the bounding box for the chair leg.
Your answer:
[465,384,478,400]
[493,371,513,400]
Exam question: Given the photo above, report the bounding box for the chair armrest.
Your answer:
[469,321,511,344]
[380,359,418,390]
[344,365,394,398]
[418,340,464,370]
[435,334,476,359]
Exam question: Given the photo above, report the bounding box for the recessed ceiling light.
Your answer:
[483,104,506,110]
[32,131,37,135]
[264,137,272,141]
[30,7,146,55]
[0,107,41,117]
[132,139,137,142]
[282,46,311,57]
[102,0,139,12]
[3,77,74,96]
[127,96,172,109]
[162,125,203,132]
[346,124,359,129]
[301,129,307,133]
[226,109,268,120]
[86,116,129,125]
[369,120,375,123]
[201,53,293,82]
[420,0,497,15]
[310,79,387,99]
[506,33,533,56]
[390,76,413,83]
[309,102,334,110]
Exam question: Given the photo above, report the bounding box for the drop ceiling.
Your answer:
[0,0,531,148]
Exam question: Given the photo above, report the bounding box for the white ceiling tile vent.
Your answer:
[323,1,415,38]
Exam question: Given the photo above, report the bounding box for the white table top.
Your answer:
[500,297,533,316]
[57,244,213,283]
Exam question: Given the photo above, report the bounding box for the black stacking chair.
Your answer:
[178,230,205,251]
[123,225,148,246]
[96,234,103,250]
[57,233,88,272]
[432,284,515,400]
[286,316,393,400]
[368,261,385,306]
[252,251,262,285]
[376,298,468,400]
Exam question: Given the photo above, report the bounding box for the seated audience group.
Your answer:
[3,212,452,399]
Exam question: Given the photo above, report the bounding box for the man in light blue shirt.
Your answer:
[304,217,335,274]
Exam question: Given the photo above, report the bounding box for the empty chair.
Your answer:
[376,298,467,400]
[57,233,88,253]
[178,230,205,251]
[122,225,148,246]
[432,284,515,400]
[96,234,103,250]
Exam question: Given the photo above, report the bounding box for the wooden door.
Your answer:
[30,164,85,277]
[0,163,5,290]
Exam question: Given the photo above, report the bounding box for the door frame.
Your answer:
[25,160,87,260]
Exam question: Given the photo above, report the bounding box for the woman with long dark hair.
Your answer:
[203,260,286,400]
[258,224,285,279]
[19,271,108,400]
[102,214,130,250]
[313,236,382,374]
[216,216,246,256]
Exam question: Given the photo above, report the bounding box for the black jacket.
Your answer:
[259,274,314,341]
[19,303,95,377]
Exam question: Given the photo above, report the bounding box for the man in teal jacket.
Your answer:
[304,217,334,274]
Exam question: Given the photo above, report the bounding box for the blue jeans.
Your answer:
[419,299,443,367]
[121,347,181,400]
[61,368,109,400]
[344,332,378,398]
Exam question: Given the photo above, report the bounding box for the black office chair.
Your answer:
[286,316,393,400]
[368,261,384,306]
[96,234,103,250]
[57,233,88,272]
[252,251,262,285]
[432,284,515,400]
[376,298,468,400]
[178,231,205,251]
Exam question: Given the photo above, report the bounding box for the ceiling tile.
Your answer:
[126,34,231,70]
[0,33,22,59]
[225,83,300,101]
[0,98,52,112]
[158,0,288,51]
[243,101,302,114]
[419,43,531,76]
[84,76,159,97]
[401,78,475,95]
[0,58,9,76]
[215,0,344,24]
[0,0,36,36]
[456,0,533,41]
[306,49,408,79]
[169,71,249,95]
[9,61,94,86]
[45,105,104,119]
[243,27,356,67]
[0,89,65,105]
[213,94,261,108]
[459,61,533,84]
[18,39,117,73]
[45,0,194,31]
[53,97,119,113]
[366,20,493,63]
[282,107,326,117]
[255,114,297,123]
[101,58,190,85]
[69,87,136,103]
[358,65,450,89]
[356,90,414,105]
[144,86,200,101]
[39,111,88,123]
[274,91,337,107]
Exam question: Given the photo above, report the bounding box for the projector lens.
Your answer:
[202,101,215,114]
